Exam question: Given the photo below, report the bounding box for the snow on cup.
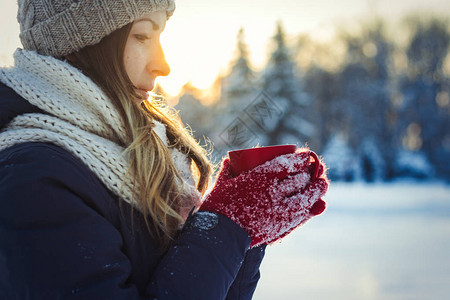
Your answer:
[228,145,297,176]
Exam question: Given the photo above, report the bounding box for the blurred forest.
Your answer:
[166,15,450,182]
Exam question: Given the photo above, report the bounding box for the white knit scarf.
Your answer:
[0,49,201,221]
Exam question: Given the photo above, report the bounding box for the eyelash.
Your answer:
[134,34,150,42]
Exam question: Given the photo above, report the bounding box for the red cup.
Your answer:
[229,145,326,215]
[228,145,297,176]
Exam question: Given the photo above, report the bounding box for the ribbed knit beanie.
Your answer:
[17,0,176,57]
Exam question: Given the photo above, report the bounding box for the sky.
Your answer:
[1,0,449,97]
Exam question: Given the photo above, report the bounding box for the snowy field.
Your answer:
[253,182,450,300]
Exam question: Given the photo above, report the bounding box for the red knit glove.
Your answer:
[199,149,329,247]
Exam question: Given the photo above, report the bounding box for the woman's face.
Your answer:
[124,10,170,100]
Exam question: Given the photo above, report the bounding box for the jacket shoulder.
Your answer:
[0,142,100,189]
[0,142,144,298]
[0,142,119,221]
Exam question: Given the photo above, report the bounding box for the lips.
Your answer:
[136,81,154,99]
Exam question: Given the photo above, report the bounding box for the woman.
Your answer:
[0,0,328,299]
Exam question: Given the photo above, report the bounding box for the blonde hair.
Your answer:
[67,23,212,249]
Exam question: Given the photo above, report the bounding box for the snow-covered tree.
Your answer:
[395,149,435,179]
[174,83,213,146]
[219,27,256,111]
[397,17,450,179]
[208,28,262,159]
[331,21,395,180]
[322,133,359,181]
[303,65,339,152]
[358,137,386,182]
[261,22,314,146]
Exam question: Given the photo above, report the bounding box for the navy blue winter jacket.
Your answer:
[0,83,265,299]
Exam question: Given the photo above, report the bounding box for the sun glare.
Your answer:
[1,0,449,100]
[158,13,240,98]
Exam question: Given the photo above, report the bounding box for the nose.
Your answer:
[151,42,170,77]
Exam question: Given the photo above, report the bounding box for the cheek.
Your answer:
[123,44,146,85]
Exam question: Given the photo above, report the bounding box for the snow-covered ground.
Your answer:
[253,182,450,300]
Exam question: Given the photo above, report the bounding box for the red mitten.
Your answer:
[199,149,329,247]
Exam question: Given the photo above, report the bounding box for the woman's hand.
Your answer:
[199,149,329,247]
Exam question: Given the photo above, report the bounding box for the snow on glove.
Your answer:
[199,149,329,248]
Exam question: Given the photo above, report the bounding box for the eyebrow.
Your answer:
[136,18,160,31]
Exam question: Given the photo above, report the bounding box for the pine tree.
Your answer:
[211,28,262,157]
[216,28,257,114]
[397,17,450,179]
[261,22,314,146]
[221,28,255,103]
[333,21,395,181]
[303,66,338,152]
[174,82,212,146]
[322,133,359,181]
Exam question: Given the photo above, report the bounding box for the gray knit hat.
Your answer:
[18,0,176,57]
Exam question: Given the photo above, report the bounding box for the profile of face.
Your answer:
[123,10,170,100]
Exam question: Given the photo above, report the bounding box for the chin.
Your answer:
[136,89,150,99]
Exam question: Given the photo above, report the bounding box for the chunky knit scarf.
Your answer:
[0,49,201,221]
